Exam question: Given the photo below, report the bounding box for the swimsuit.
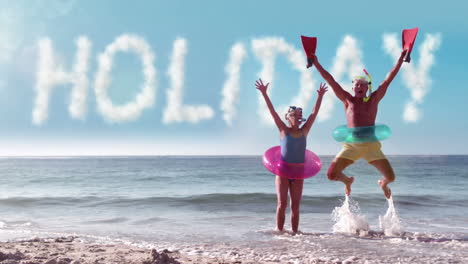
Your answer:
[280,132,306,182]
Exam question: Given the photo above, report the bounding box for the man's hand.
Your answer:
[311,54,318,66]
[400,49,408,62]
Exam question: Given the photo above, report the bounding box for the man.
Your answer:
[311,50,407,199]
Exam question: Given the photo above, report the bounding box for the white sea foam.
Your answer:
[379,196,403,236]
[332,196,369,234]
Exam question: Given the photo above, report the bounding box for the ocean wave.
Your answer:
[0,219,38,229]
[0,196,105,207]
[1,193,466,212]
[82,217,129,224]
[131,217,170,225]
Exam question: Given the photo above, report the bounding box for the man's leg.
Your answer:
[327,158,355,196]
[275,176,289,231]
[289,179,304,234]
[369,159,395,199]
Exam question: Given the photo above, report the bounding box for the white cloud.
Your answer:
[69,37,92,119]
[94,34,157,123]
[383,33,441,123]
[163,38,214,124]
[33,36,92,125]
[251,37,316,125]
[319,35,365,121]
[220,43,247,126]
[403,101,421,122]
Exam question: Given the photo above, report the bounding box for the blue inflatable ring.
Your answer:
[332,124,391,143]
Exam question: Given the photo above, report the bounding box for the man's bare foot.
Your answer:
[344,177,354,196]
[378,179,392,199]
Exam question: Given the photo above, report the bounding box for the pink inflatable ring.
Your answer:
[262,146,322,179]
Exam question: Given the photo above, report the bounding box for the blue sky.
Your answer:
[0,0,466,155]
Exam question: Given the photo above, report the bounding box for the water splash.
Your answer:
[379,196,402,236]
[332,196,369,234]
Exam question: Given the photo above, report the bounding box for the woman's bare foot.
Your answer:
[378,179,392,199]
[292,230,303,236]
[273,228,285,235]
[344,177,355,196]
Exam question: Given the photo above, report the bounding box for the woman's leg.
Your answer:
[289,179,304,233]
[275,176,289,231]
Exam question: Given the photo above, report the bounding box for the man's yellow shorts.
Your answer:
[336,141,386,163]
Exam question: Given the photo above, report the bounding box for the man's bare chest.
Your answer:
[345,100,377,115]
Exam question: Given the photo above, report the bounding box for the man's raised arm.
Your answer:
[372,50,407,102]
[312,55,351,102]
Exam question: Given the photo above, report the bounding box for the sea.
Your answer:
[0,155,467,263]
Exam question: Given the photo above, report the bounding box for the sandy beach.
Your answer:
[0,236,257,264]
[2,233,467,264]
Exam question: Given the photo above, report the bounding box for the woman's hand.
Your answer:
[317,83,328,97]
[255,78,269,94]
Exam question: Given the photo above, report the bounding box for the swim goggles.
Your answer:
[288,106,303,112]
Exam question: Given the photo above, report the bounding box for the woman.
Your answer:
[256,78,327,233]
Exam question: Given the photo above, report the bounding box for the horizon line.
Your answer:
[1,154,467,158]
